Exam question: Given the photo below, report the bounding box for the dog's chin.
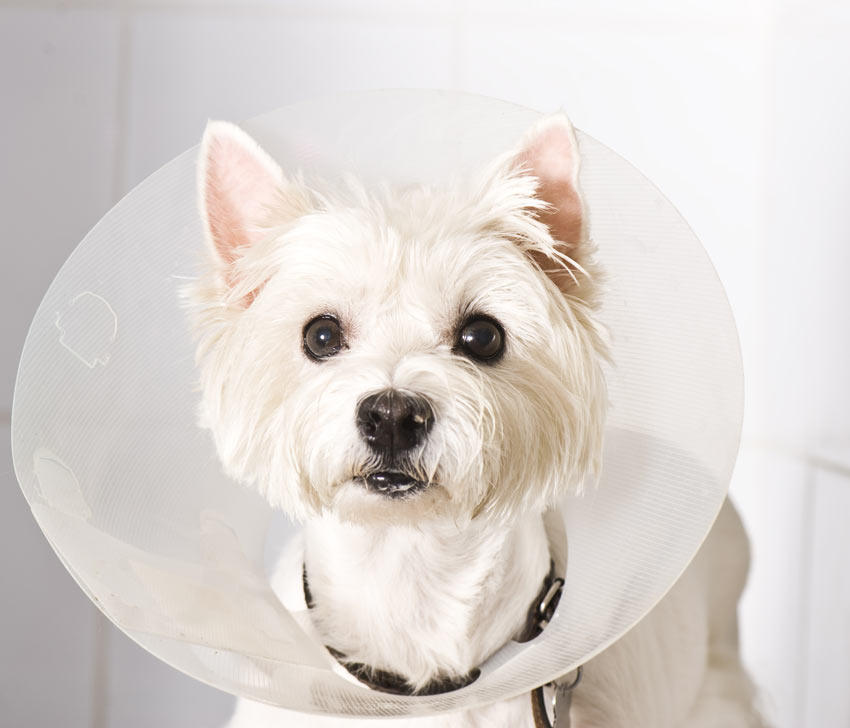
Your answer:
[328,475,454,526]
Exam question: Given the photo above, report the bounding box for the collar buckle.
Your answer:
[536,575,565,632]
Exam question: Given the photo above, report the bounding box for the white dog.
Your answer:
[189,113,764,727]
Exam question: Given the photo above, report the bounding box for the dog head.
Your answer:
[188,114,608,525]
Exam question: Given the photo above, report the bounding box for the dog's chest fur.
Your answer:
[297,512,550,691]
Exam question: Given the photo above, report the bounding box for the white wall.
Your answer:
[1,1,848,726]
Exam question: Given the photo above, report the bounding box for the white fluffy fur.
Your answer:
[188,115,764,727]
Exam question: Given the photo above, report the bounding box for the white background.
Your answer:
[1,1,848,726]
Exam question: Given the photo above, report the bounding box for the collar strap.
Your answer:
[517,559,564,643]
[325,644,481,696]
[302,559,563,695]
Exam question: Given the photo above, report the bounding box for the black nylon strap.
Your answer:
[531,683,552,728]
[517,560,562,643]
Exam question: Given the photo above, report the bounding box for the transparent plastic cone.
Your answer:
[11,90,742,717]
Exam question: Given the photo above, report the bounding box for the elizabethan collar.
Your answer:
[12,90,742,717]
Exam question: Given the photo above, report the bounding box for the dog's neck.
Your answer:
[303,510,551,692]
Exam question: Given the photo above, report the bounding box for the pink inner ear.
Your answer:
[517,122,584,248]
[204,132,281,267]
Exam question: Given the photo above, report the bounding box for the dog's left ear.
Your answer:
[505,113,595,299]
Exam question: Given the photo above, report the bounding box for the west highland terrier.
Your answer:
[188,113,763,727]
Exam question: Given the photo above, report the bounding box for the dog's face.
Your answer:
[189,115,607,525]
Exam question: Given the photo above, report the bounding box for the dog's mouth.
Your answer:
[356,471,428,499]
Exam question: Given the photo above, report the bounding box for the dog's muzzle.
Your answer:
[355,388,435,498]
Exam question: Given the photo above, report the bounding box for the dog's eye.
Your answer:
[455,316,505,362]
[303,315,345,361]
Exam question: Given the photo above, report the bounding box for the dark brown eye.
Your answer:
[455,316,505,362]
[303,315,345,360]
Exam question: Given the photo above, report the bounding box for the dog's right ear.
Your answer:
[198,121,306,305]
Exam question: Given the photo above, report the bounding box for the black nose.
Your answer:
[356,389,435,456]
